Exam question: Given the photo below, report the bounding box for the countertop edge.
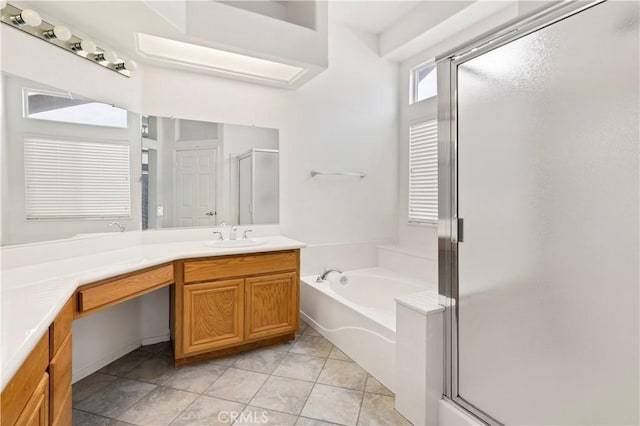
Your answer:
[1,237,305,392]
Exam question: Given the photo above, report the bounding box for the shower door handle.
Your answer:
[457,218,464,243]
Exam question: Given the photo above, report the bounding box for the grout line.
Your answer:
[72,408,137,425]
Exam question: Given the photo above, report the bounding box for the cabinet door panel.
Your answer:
[245,272,298,341]
[50,333,72,424]
[15,372,48,426]
[183,279,244,355]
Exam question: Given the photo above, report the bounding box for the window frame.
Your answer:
[410,61,438,105]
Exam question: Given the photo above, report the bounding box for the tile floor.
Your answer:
[72,321,412,426]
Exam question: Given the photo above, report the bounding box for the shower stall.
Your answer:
[438,1,639,424]
[237,149,279,225]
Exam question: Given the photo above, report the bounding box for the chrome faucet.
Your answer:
[229,225,238,240]
[242,229,253,239]
[316,268,343,283]
[109,222,126,232]
[212,231,224,241]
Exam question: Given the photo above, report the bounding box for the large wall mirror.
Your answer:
[0,72,279,246]
[141,117,279,230]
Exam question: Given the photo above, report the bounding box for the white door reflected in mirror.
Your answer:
[141,116,279,231]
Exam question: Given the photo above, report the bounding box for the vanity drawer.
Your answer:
[183,251,297,283]
[78,263,174,315]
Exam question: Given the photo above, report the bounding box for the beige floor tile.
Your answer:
[250,376,314,415]
[118,386,198,425]
[303,327,321,337]
[233,349,287,374]
[123,353,175,384]
[171,395,245,426]
[295,417,340,426]
[357,393,411,426]
[73,410,132,426]
[99,350,155,376]
[272,353,326,382]
[317,359,368,391]
[234,406,298,426]
[210,353,242,367]
[300,384,363,426]
[205,368,269,403]
[299,320,309,331]
[290,336,334,358]
[75,378,156,419]
[364,376,393,397]
[72,373,118,404]
[328,347,351,361]
[269,339,295,352]
[138,341,171,355]
[160,362,227,393]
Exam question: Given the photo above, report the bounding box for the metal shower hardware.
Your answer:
[310,170,367,178]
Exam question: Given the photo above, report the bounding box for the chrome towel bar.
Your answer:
[310,170,367,178]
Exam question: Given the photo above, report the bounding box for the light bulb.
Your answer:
[52,25,71,41]
[80,39,97,54]
[103,50,118,63]
[20,9,42,27]
[124,59,137,72]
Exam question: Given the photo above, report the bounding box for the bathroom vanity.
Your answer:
[0,236,304,426]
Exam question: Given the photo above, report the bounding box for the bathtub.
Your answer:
[300,267,436,392]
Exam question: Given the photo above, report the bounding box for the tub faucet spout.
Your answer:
[316,268,343,283]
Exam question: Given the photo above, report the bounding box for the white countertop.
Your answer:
[0,235,305,391]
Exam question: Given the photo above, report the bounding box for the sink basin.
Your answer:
[204,239,267,248]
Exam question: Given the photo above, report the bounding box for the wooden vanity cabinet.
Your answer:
[49,298,73,426]
[0,298,72,426]
[174,250,300,363]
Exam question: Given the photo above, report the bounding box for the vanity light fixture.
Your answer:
[0,3,136,78]
[70,39,97,54]
[42,25,71,41]
[9,8,41,27]
[93,50,118,63]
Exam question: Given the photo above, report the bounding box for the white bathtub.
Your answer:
[300,267,435,392]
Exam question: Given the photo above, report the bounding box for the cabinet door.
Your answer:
[15,372,49,426]
[182,279,244,355]
[245,272,298,341]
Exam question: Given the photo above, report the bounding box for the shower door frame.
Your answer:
[436,1,604,424]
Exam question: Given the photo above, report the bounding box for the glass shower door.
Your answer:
[452,1,639,424]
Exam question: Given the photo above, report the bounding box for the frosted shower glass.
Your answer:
[456,2,639,424]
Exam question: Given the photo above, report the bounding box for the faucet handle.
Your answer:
[242,230,253,239]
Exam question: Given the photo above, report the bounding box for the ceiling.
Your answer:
[331,1,422,34]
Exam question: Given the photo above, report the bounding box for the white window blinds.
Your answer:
[24,138,131,219]
[409,120,438,223]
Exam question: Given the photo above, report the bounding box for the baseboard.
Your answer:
[141,333,171,346]
[72,332,170,383]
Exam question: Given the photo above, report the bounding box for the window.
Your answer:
[24,89,128,128]
[409,120,438,223]
[24,138,131,219]
[411,63,437,103]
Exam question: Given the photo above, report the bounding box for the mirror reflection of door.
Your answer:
[175,148,216,227]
